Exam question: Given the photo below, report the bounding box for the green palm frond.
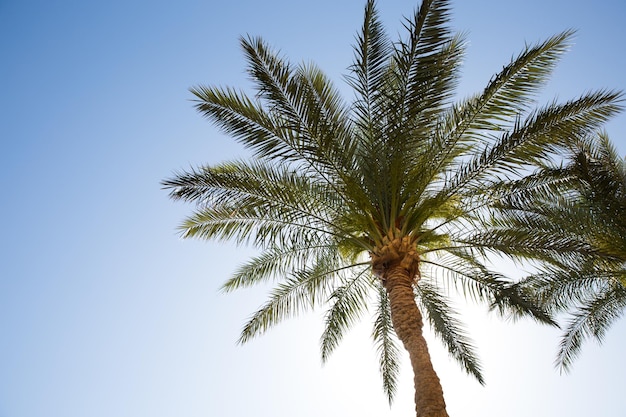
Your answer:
[416,281,484,384]
[557,283,626,371]
[320,267,373,362]
[295,63,357,174]
[180,201,332,247]
[240,36,357,178]
[569,132,626,256]
[421,250,555,325]
[189,85,292,161]
[472,30,575,125]
[347,0,391,130]
[390,0,461,134]
[485,168,579,211]
[432,29,574,167]
[238,254,349,344]
[221,241,333,292]
[420,252,494,303]
[165,160,356,248]
[372,283,402,404]
[467,211,598,266]
[446,90,623,198]
[518,266,621,313]
[164,160,338,212]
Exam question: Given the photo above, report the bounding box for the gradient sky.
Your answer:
[1,1,625,416]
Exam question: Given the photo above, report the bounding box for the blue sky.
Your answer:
[1,1,625,416]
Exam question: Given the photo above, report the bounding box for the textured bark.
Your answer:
[384,264,449,417]
[371,234,449,417]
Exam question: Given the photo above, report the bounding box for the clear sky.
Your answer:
[1,1,625,416]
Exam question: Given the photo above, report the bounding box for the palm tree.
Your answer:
[163,1,622,415]
[504,132,626,371]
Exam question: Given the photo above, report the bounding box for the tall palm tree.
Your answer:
[503,132,626,371]
[163,1,622,415]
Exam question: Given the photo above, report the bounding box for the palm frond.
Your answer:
[467,211,598,266]
[372,282,402,404]
[416,280,484,384]
[240,37,339,166]
[178,204,330,250]
[518,266,619,313]
[163,160,365,249]
[430,29,575,175]
[320,267,372,362]
[189,85,293,160]
[472,30,576,135]
[347,0,391,130]
[295,63,357,175]
[221,241,332,292]
[391,0,462,134]
[446,90,624,198]
[557,284,626,371]
[421,251,555,325]
[238,255,349,344]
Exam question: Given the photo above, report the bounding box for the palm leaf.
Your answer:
[557,283,626,371]
[320,267,372,362]
[416,280,484,384]
[238,254,348,344]
[372,282,402,404]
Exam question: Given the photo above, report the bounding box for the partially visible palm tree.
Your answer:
[163,1,622,415]
[503,132,626,371]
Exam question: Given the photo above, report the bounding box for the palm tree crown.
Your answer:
[163,1,622,415]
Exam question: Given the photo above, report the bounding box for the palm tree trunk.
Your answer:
[384,263,449,417]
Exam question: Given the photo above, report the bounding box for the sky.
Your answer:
[1,1,625,416]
